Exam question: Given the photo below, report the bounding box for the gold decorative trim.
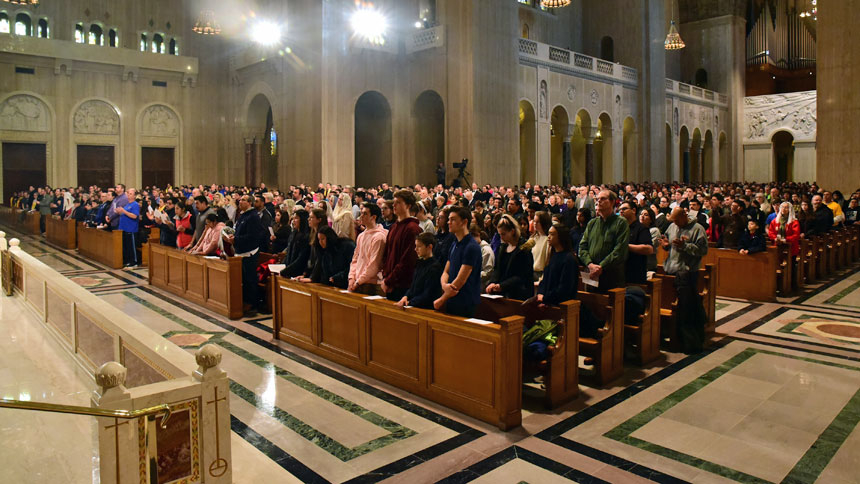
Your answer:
[121,340,174,380]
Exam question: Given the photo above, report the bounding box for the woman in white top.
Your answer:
[530,211,552,281]
[416,201,436,234]
[332,192,356,240]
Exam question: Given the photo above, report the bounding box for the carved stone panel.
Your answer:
[74,100,119,135]
[0,95,50,132]
[743,90,817,142]
[140,105,179,138]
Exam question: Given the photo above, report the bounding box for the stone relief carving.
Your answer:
[590,89,599,105]
[0,95,50,132]
[74,100,119,135]
[140,105,179,137]
[743,90,816,141]
[567,85,576,102]
[539,80,547,120]
[673,107,679,136]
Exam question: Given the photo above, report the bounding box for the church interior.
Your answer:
[1,0,859,483]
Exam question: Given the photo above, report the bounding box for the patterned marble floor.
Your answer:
[1,224,859,484]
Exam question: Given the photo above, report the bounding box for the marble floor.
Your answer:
[1,225,859,483]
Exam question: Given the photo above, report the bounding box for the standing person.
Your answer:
[224,195,266,315]
[107,184,128,231]
[530,211,552,281]
[433,207,482,317]
[638,208,662,273]
[767,202,801,257]
[172,202,193,250]
[381,190,422,301]
[471,225,495,288]
[269,209,292,253]
[348,203,388,295]
[281,211,312,278]
[116,188,140,267]
[436,162,446,187]
[808,194,834,236]
[719,200,747,249]
[433,208,455,264]
[332,192,356,240]
[38,187,54,235]
[578,190,629,292]
[535,223,579,306]
[396,233,443,309]
[619,200,653,285]
[659,207,709,354]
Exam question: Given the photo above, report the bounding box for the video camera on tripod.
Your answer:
[452,158,471,187]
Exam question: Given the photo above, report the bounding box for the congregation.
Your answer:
[8,180,860,351]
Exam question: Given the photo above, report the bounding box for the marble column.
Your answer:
[695,146,704,184]
[562,124,574,187]
[682,145,691,184]
[585,140,595,186]
[642,0,667,181]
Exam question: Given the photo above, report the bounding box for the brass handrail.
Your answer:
[0,398,172,428]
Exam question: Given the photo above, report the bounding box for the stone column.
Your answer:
[194,345,232,483]
[92,362,138,484]
[642,0,667,181]
[682,143,691,184]
[562,124,574,187]
[584,137,596,186]
[694,146,704,184]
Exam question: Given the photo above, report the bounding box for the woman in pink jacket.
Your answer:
[188,213,226,256]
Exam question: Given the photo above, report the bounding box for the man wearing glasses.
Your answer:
[578,190,629,292]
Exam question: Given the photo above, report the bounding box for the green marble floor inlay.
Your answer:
[775,314,860,346]
[715,302,730,312]
[603,347,860,484]
[824,279,860,307]
[121,290,418,461]
[38,252,85,271]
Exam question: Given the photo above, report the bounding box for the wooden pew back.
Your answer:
[77,223,123,268]
[625,279,663,365]
[271,277,524,430]
[45,216,76,249]
[577,288,626,386]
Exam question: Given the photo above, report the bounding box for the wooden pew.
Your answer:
[0,206,21,227]
[795,238,809,289]
[837,229,850,268]
[475,296,580,409]
[77,223,123,269]
[851,225,860,261]
[256,252,281,312]
[140,227,161,267]
[775,241,793,297]
[578,288,626,386]
[23,211,41,235]
[708,246,778,302]
[148,243,244,319]
[624,279,663,366]
[45,216,77,249]
[824,233,836,275]
[655,264,716,352]
[271,276,524,430]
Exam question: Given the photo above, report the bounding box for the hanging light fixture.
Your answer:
[192,10,221,35]
[540,0,572,8]
[664,0,685,50]
[7,0,39,5]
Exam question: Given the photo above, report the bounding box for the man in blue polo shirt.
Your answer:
[116,188,140,267]
[434,206,482,318]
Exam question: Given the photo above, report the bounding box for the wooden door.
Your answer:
[141,147,174,189]
[3,143,46,203]
[77,145,115,189]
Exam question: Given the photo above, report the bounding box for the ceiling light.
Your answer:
[251,21,282,46]
[541,0,571,7]
[192,10,221,35]
[351,4,388,45]
[7,0,39,5]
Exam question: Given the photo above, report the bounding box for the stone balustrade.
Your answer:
[517,38,638,86]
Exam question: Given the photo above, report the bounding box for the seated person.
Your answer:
[187,213,226,255]
[297,226,355,289]
[281,211,311,278]
[485,214,534,300]
[739,220,766,255]
[396,233,443,309]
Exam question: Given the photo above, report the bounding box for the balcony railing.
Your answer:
[517,38,638,85]
[664,79,728,107]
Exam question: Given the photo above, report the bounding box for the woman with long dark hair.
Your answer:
[298,225,355,289]
[485,214,534,300]
[281,211,311,278]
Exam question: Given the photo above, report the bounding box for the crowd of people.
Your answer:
[9,180,859,352]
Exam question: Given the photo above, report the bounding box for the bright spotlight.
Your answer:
[251,21,282,45]
[351,5,388,45]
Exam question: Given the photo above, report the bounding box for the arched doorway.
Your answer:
[571,109,592,186]
[600,36,614,62]
[519,100,536,185]
[679,126,690,183]
[414,90,444,186]
[665,124,673,182]
[622,117,636,181]
[691,128,702,183]
[594,113,612,184]
[246,93,276,187]
[550,106,569,186]
[355,91,392,188]
[703,130,714,182]
[772,131,794,182]
[718,132,728,181]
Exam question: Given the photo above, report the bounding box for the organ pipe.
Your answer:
[746,0,815,69]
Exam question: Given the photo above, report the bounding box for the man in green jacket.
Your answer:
[37,187,53,235]
[578,189,629,292]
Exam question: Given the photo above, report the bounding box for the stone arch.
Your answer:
[550,104,569,186]
[600,36,614,62]
[0,92,56,199]
[413,90,445,186]
[136,102,182,187]
[571,108,593,185]
[519,99,536,186]
[70,98,121,188]
[772,130,794,182]
[355,91,392,188]
[244,92,277,187]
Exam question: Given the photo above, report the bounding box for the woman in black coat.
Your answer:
[270,209,292,253]
[485,214,534,301]
[536,224,579,305]
[281,211,310,278]
[301,226,355,289]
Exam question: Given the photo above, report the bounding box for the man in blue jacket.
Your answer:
[224,195,266,314]
[116,188,140,267]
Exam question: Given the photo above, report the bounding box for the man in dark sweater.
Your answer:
[381,190,422,301]
[434,206,483,318]
[807,194,834,236]
[620,200,653,285]
[225,195,266,314]
[396,233,442,309]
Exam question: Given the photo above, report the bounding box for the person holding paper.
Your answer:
[187,213,226,256]
[486,214,534,300]
[434,207,483,317]
[578,189,629,292]
[396,233,442,309]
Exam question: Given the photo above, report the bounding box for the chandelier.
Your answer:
[799,0,817,20]
[664,20,685,50]
[6,0,39,5]
[540,0,572,7]
[192,10,221,35]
